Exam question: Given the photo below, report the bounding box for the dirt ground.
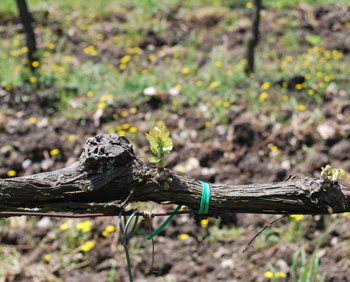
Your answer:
[1,4,350,282]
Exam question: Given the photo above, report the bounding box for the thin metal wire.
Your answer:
[119,210,139,282]
[143,211,157,273]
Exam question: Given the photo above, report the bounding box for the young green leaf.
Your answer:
[146,124,173,169]
[148,157,159,163]
[146,124,173,156]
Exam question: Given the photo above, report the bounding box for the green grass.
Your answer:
[1,0,350,125]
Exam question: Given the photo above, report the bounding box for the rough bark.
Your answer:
[1,133,349,217]
[244,0,261,74]
[16,0,38,69]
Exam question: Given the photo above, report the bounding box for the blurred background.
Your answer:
[1,0,350,281]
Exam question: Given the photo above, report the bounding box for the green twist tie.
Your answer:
[198,181,210,214]
[147,205,181,240]
[146,181,210,240]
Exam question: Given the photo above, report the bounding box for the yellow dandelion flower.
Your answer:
[122,123,130,129]
[316,72,323,78]
[259,92,268,102]
[1,53,8,59]
[7,170,16,177]
[65,55,71,62]
[119,63,126,70]
[142,69,149,75]
[32,61,39,67]
[90,50,98,56]
[343,212,349,217]
[324,76,330,82]
[87,91,93,97]
[195,81,203,86]
[50,149,60,156]
[5,85,12,90]
[262,53,269,58]
[43,254,51,263]
[246,2,253,9]
[215,101,221,107]
[148,54,156,61]
[29,117,37,124]
[98,103,106,109]
[276,272,286,278]
[117,130,126,136]
[264,271,273,278]
[282,95,289,101]
[177,234,189,240]
[201,219,209,227]
[59,220,70,231]
[77,221,91,232]
[30,77,37,83]
[209,81,221,88]
[47,43,55,49]
[298,104,305,111]
[13,40,21,46]
[227,70,234,76]
[319,82,325,88]
[181,67,190,74]
[21,47,28,53]
[223,101,230,108]
[120,55,131,64]
[67,135,75,142]
[270,146,278,152]
[129,127,137,133]
[120,111,128,117]
[172,99,178,106]
[295,84,302,90]
[215,61,222,67]
[176,84,182,90]
[308,89,314,95]
[105,225,116,233]
[130,107,137,114]
[173,51,179,57]
[100,96,107,102]
[290,214,304,221]
[59,223,69,231]
[81,241,95,252]
[261,82,270,90]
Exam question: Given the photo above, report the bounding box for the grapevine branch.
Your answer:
[1,133,350,218]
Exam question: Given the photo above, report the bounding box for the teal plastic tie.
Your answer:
[198,181,210,214]
[146,181,211,240]
[147,205,181,240]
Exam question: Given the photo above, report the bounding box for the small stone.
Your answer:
[36,217,52,229]
[143,86,157,96]
[220,259,234,268]
[22,159,32,169]
[317,122,336,140]
[168,87,180,96]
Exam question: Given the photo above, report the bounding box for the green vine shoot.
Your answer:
[146,124,173,170]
